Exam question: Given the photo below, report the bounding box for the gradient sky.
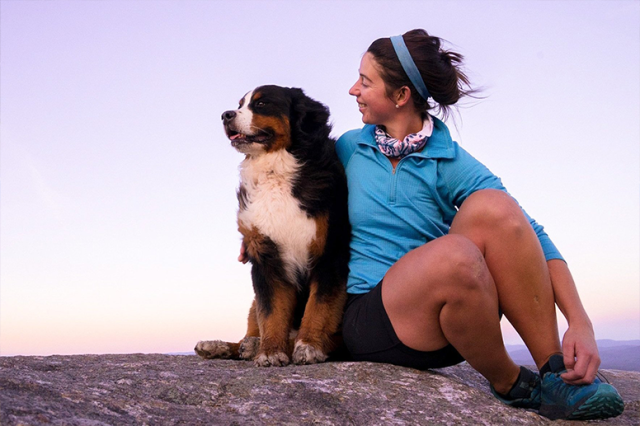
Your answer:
[1,0,639,356]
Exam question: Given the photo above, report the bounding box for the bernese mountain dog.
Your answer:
[195,85,350,366]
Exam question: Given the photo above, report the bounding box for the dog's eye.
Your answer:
[255,101,266,108]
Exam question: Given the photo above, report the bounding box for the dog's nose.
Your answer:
[222,110,236,124]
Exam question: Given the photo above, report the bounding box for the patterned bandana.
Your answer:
[374,117,433,158]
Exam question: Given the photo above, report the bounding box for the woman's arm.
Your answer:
[548,259,600,385]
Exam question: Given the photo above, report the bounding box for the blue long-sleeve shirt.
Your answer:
[336,117,563,295]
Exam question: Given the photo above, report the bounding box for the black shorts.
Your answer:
[342,280,465,370]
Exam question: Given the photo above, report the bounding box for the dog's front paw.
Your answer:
[254,351,290,367]
[239,336,260,360]
[292,341,328,365]
[194,340,233,359]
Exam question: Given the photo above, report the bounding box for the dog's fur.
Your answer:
[195,85,350,366]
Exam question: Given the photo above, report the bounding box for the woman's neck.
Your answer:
[382,112,424,141]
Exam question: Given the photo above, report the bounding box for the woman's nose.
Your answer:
[349,82,359,96]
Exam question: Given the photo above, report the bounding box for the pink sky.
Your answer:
[1,1,638,356]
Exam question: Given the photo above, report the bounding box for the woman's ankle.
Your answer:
[490,365,522,396]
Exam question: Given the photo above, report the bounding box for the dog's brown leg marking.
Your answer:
[238,223,267,264]
[238,299,261,360]
[254,284,297,367]
[308,214,329,260]
[293,279,347,365]
[246,298,260,336]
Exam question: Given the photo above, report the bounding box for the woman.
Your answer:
[336,29,624,420]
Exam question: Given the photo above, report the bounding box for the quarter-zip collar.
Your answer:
[357,115,455,160]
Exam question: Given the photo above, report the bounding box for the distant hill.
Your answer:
[175,340,640,371]
[506,340,640,371]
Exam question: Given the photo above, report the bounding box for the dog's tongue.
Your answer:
[230,133,243,140]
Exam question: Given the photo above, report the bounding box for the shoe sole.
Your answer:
[540,383,625,420]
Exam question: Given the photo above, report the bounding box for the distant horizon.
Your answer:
[1,338,638,358]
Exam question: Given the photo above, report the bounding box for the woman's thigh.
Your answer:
[380,234,497,352]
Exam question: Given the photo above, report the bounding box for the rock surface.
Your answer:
[0,354,638,425]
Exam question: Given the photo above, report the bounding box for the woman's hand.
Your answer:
[560,321,600,385]
[547,259,600,385]
[238,242,249,264]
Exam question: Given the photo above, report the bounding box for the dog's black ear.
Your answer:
[288,88,331,138]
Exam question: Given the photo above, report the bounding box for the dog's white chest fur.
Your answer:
[238,151,316,282]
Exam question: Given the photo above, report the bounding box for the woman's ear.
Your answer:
[394,86,412,107]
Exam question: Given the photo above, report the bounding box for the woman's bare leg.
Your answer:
[449,189,562,368]
[382,189,563,394]
[381,234,520,394]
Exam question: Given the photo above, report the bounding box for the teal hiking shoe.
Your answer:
[491,366,541,409]
[539,355,624,420]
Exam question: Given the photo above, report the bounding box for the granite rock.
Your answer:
[0,354,638,425]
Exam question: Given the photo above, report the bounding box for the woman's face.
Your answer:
[349,52,397,126]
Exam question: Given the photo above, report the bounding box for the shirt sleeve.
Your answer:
[438,143,564,262]
[335,129,360,169]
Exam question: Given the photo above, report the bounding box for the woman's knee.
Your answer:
[448,235,493,287]
[383,235,497,331]
[425,235,493,294]
[385,235,493,300]
[453,189,529,236]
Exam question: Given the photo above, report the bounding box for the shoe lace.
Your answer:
[547,372,577,400]
[596,370,610,384]
[527,376,541,399]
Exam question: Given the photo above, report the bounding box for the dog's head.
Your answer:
[222,85,330,156]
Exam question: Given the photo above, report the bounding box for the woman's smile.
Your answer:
[349,53,398,126]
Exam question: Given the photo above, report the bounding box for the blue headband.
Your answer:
[390,35,431,100]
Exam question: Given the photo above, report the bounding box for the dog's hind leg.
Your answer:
[293,276,347,365]
[194,299,261,360]
[194,340,241,359]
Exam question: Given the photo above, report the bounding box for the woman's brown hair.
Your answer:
[367,29,475,119]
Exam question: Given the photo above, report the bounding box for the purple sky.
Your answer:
[1,1,638,355]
